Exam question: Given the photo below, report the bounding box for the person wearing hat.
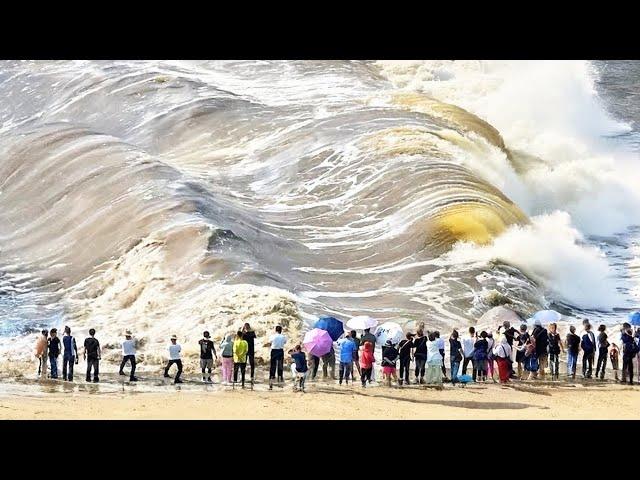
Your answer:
[198,331,218,383]
[381,339,399,387]
[164,335,183,384]
[119,330,138,382]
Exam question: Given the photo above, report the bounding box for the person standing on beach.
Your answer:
[198,331,217,383]
[381,340,399,387]
[473,331,489,382]
[515,324,529,379]
[83,328,101,383]
[500,321,518,377]
[485,332,496,382]
[547,323,564,381]
[580,322,596,379]
[412,329,428,384]
[461,327,476,378]
[48,328,61,379]
[242,323,256,383]
[35,329,48,380]
[359,341,375,387]
[337,333,357,385]
[119,330,138,382]
[321,346,336,380]
[268,326,286,390]
[163,335,183,384]
[289,344,308,392]
[233,330,248,389]
[62,326,78,382]
[350,330,362,380]
[493,336,512,383]
[398,332,414,386]
[220,333,234,385]
[565,325,580,379]
[620,323,637,384]
[361,328,377,382]
[449,330,463,383]
[435,331,447,381]
[426,332,443,384]
[595,324,609,380]
[531,320,548,379]
[609,343,620,382]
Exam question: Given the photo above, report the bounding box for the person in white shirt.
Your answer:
[461,327,476,376]
[434,331,447,381]
[118,330,138,382]
[426,332,443,384]
[268,326,287,390]
[163,335,183,384]
[493,336,512,383]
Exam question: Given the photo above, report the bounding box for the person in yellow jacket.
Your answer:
[232,330,249,388]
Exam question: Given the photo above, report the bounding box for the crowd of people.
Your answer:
[32,318,640,391]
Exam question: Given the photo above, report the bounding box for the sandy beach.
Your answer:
[1,371,637,420]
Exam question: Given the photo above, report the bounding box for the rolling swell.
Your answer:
[0,61,550,350]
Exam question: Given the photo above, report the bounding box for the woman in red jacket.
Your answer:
[359,341,375,388]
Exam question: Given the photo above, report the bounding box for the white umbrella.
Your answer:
[374,321,404,346]
[346,315,378,330]
[532,309,562,325]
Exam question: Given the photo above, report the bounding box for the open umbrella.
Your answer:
[532,309,562,325]
[314,316,344,341]
[374,321,404,346]
[303,328,333,357]
[346,315,378,330]
[629,311,640,326]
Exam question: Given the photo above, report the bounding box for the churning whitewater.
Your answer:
[0,60,638,365]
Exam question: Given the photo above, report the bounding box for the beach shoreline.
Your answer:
[1,373,637,420]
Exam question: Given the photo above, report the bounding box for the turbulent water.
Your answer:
[0,60,639,348]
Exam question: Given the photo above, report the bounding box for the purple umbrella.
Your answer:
[303,328,333,357]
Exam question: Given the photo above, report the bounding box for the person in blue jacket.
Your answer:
[337,333,357,385]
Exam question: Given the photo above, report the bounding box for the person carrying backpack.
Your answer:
[531,320,548,380]
[581,322,596,379]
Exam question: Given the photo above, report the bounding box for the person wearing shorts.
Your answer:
[198,331,217,383]
[381,340,399,387]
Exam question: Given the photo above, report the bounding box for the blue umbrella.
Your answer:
[314,316,344,341]
[628,312,640,326]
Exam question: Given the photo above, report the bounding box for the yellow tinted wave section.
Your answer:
[433,202,525,246]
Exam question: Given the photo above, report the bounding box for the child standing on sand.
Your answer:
[381,340,399,387]
[609,343,620,381]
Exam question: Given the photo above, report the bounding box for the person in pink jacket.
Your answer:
[359,341,375,388]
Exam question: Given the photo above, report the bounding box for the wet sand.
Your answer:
[1,372,637,420]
